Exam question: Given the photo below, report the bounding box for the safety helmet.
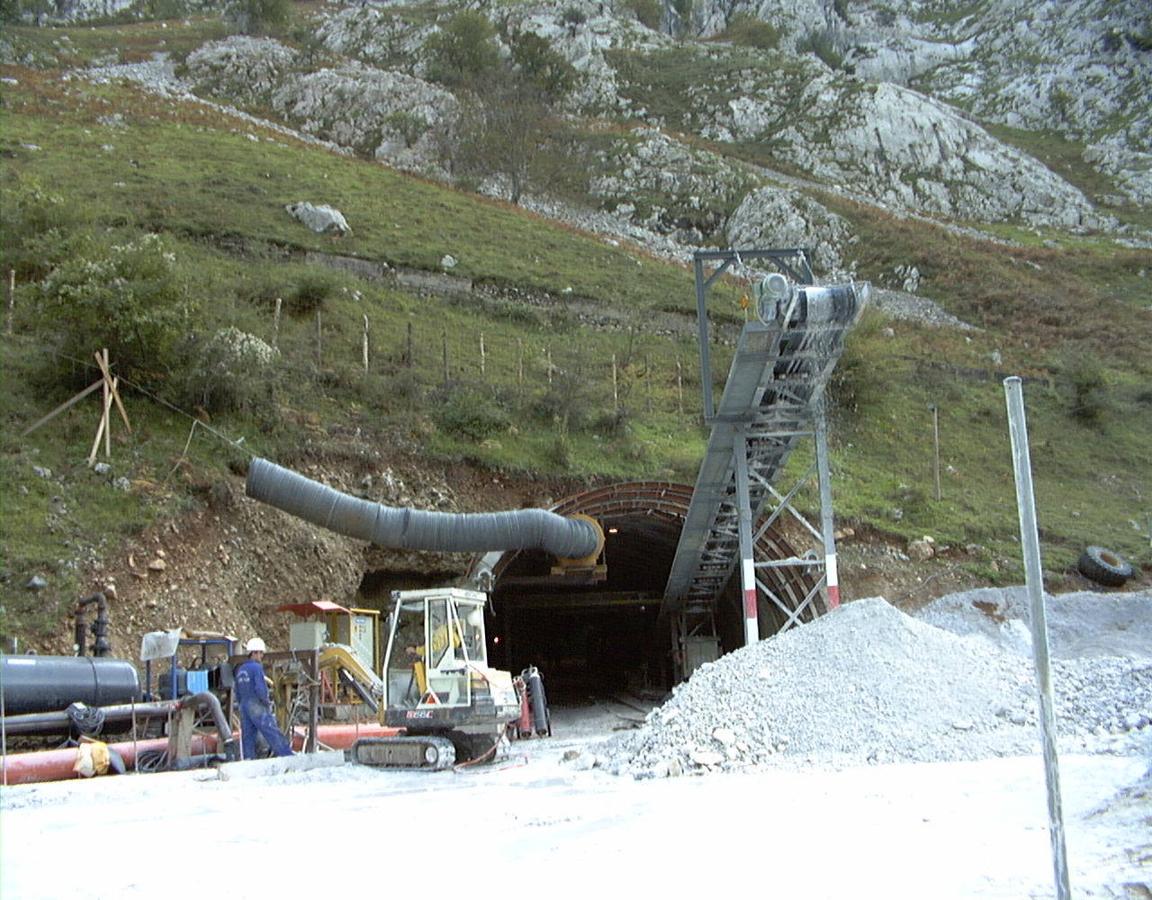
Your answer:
[467,608,484,629]
[245,637,267,654]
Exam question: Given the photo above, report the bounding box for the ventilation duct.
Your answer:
[245,458,602,559]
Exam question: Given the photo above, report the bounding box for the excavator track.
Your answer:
[350,735,456,770]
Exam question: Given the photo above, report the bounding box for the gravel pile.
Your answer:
[917,586,1152,660]
[592,594,1151,778]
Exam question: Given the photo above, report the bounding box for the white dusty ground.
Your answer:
[2,589,1150,898]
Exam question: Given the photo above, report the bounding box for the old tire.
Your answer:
[1077,546,1133,587]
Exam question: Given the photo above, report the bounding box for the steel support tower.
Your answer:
[663,249,868,672]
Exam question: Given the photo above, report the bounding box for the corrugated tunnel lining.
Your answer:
[473,482,817,693]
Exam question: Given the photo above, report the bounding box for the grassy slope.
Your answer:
[1,18,1150,647]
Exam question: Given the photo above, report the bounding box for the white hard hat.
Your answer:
[245,637,267,653]
[467,608,484,627]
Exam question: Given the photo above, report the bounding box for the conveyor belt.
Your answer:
[663,280,868,617]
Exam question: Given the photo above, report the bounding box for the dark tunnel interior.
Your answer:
[486,503,697,702]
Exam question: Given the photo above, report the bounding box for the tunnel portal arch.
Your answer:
[469,482,817,697]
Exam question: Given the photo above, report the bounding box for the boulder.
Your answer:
[726,187,855,278]
[185,37,301,107]
[286,202,351,237]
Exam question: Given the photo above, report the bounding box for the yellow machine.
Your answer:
[277,589,523,767]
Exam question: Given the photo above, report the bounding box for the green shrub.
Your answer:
[36,234,196,382]
[290,271,341,315]
[0,0,49,24]
[227,0,292,36]
[595,406,631,437]
[509,31,578,102]
[797,28,844,70]
[720,13,781,50]
[431,384,510,440]
[1057,350,1109,424]
[546,429,572,470]
[669,0,692,32]
[529,363,596,432]
[384,111,429,149]
[425,11,501,89]
[1,179,88,280]
[625,0,662,30]
[173,327,280,418]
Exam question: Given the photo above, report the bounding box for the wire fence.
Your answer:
[3,302,726,474]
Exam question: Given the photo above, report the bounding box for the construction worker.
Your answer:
[234,637,293,760]
[463,607,485,658]
[404,612,468,696]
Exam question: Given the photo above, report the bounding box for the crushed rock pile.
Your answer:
[591,595,1151,778]
[916,587,1152,661]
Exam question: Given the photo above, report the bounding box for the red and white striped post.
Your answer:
[815,399,840,609]
[734,429,759,645]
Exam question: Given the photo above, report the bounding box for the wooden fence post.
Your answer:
[677,359,684,415]
[931,403,942,501]
[612,354,619,412]
[480,332,486,378]
[4,269,14,337]
[442,329,449,385]
[362,314,370,372]
[272,297,282,351]
[645,353,652,412]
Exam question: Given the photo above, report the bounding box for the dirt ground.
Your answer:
[45,452,589,662]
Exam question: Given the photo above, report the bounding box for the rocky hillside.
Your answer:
[1,0,1149,654]
[21,0,1147,259]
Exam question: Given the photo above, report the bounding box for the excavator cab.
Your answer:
[378,588,520,760]
[385,589,486,708]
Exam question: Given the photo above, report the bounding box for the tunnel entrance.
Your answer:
[475,482,816,702]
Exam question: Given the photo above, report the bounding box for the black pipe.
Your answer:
[0,655,140,715]
[178,691,239,761]
[2,701,178,736]
[74,592,111,657]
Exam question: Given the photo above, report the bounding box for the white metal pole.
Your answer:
[1003,376,1071,900]
[1,649,8,786]
[733,428,759,645]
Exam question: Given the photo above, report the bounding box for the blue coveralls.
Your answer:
[234,657,293,759]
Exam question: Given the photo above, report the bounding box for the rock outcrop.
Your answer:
[185,37,458,174]
[185,36,300,107]
[590,127,756,244]
[726,187,855,277]
[88,0,1146,256]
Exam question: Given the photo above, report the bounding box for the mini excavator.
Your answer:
[276,588,536,769]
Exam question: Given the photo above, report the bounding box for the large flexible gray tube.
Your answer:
[246,458,602,559]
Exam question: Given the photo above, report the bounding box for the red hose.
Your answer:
[2,723,403,785]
